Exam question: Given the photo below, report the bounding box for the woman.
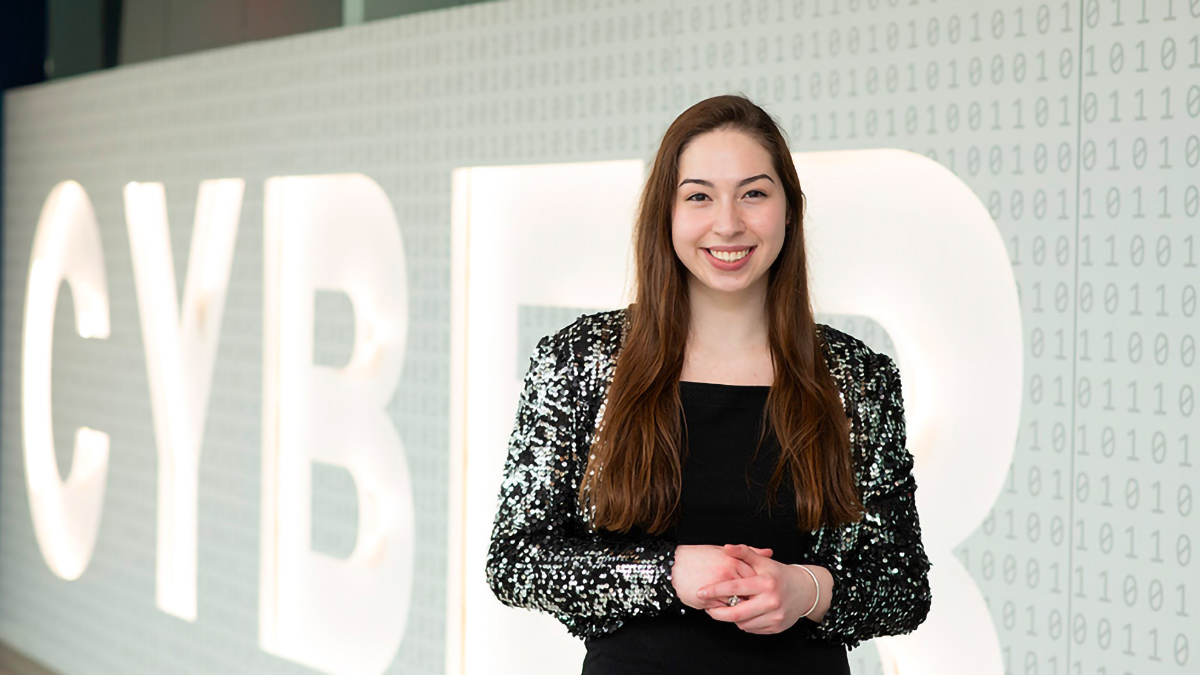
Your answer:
[485,94,931,673]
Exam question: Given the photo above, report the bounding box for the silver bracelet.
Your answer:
[790,564,821,618]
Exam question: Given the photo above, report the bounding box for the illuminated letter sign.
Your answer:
[21,181,112,581]
[449,159,647,673]
[261,174,416,675]
[19,150,1018,675]
[799,149,1021,675]
[124,179,245,620]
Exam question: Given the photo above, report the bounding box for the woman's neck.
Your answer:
[682,278,773,384]
[686,275,769,348]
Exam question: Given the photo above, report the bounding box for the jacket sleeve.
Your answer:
[809,352,932,648]
[484,333,682,628]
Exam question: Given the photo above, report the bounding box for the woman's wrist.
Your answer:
[789,564,834,623]
[665,545,686,609]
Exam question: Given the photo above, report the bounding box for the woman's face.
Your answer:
[671,128,787,301]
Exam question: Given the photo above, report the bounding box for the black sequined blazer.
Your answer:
[485,307,932,649]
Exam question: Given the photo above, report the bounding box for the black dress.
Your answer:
[581,381,851,675]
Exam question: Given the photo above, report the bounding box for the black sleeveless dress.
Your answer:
[581,381,850,674]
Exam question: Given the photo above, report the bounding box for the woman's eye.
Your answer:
[684,190,763,201]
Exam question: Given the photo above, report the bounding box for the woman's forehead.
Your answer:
[678,138,775,183]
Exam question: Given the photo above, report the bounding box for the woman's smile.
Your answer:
[703,245,757,270]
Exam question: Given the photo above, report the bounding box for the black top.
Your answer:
[580,381,851,674]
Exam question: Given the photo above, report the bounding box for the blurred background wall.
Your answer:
[1,1,1196,674]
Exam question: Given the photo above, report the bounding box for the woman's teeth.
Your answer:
[709,248,751,262]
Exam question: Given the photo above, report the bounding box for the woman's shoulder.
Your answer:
[538,307,629,362]
[527,308,628,399]
[816,323,893,388]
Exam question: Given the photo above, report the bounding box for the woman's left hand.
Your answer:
[696,544,825,635]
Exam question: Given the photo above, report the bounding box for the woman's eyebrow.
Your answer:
[678,174,775,188]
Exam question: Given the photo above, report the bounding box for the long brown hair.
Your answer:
[579,94,862,534]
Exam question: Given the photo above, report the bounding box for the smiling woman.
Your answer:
[673,133,786,294]
[485,94,932,674]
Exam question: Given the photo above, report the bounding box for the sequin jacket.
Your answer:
[484,308,932,649]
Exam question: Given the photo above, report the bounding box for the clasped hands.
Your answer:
[670,543,828,635]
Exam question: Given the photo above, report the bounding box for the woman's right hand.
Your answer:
[670,544,773,610]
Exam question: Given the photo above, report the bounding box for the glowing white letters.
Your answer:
[260,174,415,675]
[24,174,414,675]
[449,159,646,675]
[798,149,1021,675]
[21,153,1017,675]
[124,179,245,621]
[21,181,112,580]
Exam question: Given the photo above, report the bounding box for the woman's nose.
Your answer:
[711,199,744,236]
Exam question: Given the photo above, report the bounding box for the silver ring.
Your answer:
[726,595,741,607]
